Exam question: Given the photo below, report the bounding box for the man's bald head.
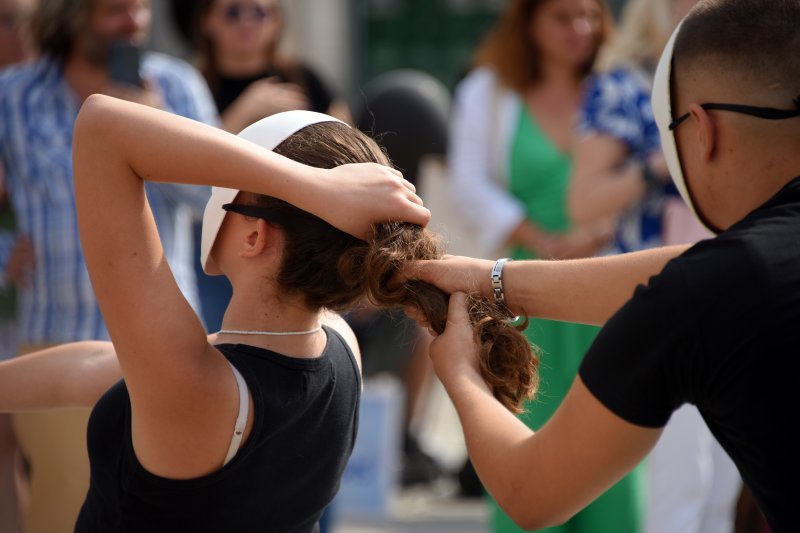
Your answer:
[661,0,800,232]
[674,0,800,108]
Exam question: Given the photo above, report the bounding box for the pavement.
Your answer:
[333,374,490,533]
[336,479,488,533]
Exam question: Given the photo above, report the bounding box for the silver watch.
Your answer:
[491,258,513,305]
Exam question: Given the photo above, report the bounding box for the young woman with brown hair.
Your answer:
[0,98,535,531]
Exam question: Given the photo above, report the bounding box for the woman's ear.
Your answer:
[690,103,717,162]
[239,218,281,259]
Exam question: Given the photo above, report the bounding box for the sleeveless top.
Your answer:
[75,325,361,533]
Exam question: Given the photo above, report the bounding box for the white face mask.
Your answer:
[650,21,717,233]
[199,110,347,275]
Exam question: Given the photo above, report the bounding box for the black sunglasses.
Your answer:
[222,203,346,236]
[669,98,800,130]
[223,3,273,23]
[222,203,292,227]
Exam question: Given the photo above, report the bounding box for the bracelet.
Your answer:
[491,258,513,305]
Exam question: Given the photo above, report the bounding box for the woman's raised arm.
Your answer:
[74,96,429,240]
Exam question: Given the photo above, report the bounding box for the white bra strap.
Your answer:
[223,360,250,467]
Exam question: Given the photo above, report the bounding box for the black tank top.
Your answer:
[75,326,360,533]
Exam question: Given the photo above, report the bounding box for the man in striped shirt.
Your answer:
[0,1,218,531]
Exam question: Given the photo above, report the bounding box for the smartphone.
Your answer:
[108,40,143,88]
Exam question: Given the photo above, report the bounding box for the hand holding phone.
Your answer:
[108,40,143,88]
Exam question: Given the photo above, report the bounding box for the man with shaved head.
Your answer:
[405,1,800,530]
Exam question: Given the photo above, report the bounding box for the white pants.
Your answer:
[645,405,741,533]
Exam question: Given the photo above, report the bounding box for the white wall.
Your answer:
[282,0,356,102]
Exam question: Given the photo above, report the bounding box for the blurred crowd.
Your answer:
[0,0,766,532]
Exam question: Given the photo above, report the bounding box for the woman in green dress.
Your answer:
[448,0,645,531]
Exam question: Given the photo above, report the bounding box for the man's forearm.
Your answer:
[504,245,689,325]
[0,342,121,412]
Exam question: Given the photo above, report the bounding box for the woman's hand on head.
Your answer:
[317,163,430,239]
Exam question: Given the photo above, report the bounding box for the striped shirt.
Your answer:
[0,53,218,344]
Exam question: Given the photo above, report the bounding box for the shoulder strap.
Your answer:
[223,360,249,467]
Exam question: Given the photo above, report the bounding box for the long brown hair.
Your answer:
[246,122,539,413]
[28,0,92,62]
[473,0,613,92]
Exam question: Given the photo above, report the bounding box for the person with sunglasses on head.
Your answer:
[194,0,351,134]
[403,0,800,531]
[0,100,429,532]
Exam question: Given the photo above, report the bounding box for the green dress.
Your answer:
[488,108,645,533]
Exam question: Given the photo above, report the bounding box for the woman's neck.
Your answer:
[217,288,327,357]
[537,61,584,91]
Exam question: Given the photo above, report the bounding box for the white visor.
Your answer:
[652,21,716,233]
[200,110,347,275]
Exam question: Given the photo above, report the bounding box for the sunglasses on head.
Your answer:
[222,203,290,226]
[222,203,345,236]
[669,97,800,130]
[223,3,273,23]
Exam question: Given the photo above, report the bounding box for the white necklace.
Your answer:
[217,325,322,337]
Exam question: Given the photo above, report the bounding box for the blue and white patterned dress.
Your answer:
[577,67,675,253]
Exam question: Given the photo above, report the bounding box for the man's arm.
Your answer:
[431,294,661,529]
[0,342,121,411]
[406,245,689,326]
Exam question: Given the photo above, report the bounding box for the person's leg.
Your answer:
[11,344,93,533]
[404,328,434,434]
[401,327,445,485]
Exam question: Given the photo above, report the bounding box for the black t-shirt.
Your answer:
[214,64,335,115]
[580,176,800,532]
[75,326,361,533]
